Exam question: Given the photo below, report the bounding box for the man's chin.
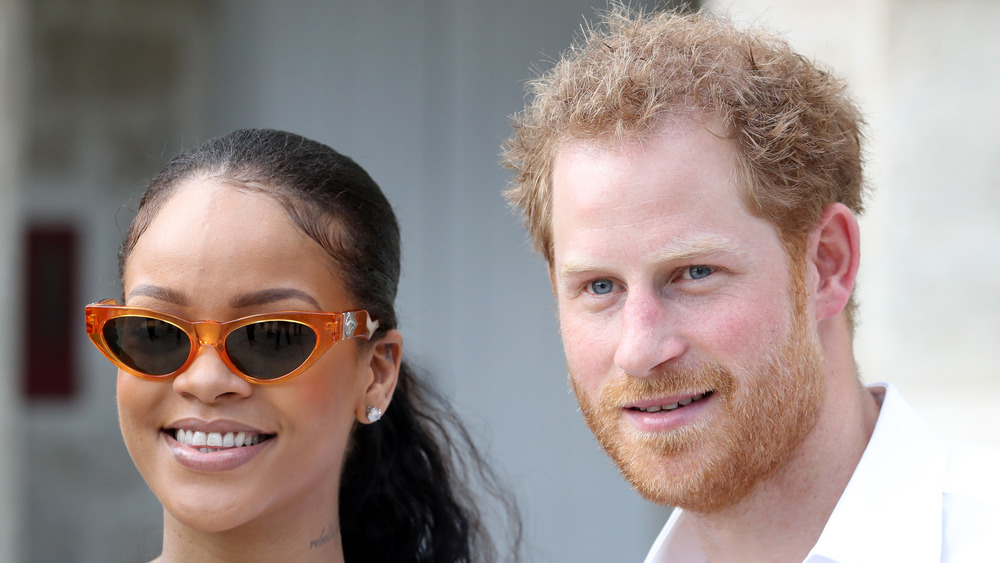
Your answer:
[605,430,759,513]
[623,454,760,513]
[608,394,822,514]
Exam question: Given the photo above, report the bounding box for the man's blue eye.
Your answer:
[686,266,713,280]
[589,279,614,295]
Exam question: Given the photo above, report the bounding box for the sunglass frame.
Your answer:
[84,298,377,384]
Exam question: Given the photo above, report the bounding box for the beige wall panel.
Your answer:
[707,0,1000,446]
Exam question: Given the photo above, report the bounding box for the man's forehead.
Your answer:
[552,123,743,209]
[550,123,756,244]
[548,113,777,271]
[554,111,728,159]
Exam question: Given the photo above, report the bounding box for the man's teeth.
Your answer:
[634,391,711,413]
[174,429,264,452]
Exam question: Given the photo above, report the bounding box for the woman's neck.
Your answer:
[156,506,345,563]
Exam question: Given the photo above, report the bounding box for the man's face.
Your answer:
[549,117,827,513]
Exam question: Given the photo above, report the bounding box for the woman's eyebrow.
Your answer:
[229,288,323,311]
[127,284,190,306]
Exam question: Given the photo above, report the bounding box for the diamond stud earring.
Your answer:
[366,406,383,423]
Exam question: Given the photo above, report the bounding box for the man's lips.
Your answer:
[624,390,715,413]
[621,390,716,433]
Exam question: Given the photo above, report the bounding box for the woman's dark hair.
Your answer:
[120,128,521,563]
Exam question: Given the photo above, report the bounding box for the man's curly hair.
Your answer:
[503,6,867,265]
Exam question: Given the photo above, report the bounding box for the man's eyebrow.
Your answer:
[646,236,744,264]
[127,284,190,306]
[229,288,324,311]
[558,236,744,277]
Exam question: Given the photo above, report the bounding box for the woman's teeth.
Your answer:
[633,391,713,413]
[173,429,265,453]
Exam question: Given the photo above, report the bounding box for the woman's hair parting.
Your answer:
[120,128,522,563]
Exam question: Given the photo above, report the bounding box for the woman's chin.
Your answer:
[162,502,258,535]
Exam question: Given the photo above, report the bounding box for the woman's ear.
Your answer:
[808,203,861,321]
[355,328,402,424]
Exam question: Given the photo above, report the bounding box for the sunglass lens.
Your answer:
[225,321,318,380]
[104,316,191,376]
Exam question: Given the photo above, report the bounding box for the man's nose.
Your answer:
[613,289,687,377]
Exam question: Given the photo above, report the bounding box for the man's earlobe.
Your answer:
[809,203,861,321]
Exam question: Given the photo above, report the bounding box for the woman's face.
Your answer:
[118,177,398,535]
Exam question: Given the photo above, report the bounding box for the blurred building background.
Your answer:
[0,1,997,562]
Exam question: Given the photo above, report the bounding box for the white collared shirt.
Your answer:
[644,382,1000,562]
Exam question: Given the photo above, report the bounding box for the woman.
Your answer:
[84,129,518,563]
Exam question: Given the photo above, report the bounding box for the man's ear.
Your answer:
[808,203,861,321]
[355,328,402,424]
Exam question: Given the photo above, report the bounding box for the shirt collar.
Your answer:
[644,508,702,563]
[805,382,948,563]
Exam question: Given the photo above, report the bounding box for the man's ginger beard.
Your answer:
[571,258,826,514]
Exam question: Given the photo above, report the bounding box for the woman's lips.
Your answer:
[173,429,267,451]
[165,430,275,473]
[162,418,276,472]
[165,417,268,435]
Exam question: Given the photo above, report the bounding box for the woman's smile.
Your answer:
[165,429,276,473]
[161,417,277,472]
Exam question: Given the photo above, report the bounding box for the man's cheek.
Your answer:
[564,349,608,399]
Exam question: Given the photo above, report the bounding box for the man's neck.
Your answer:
[686,377,881,562]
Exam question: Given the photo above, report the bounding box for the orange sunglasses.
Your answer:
[85,299,378,384]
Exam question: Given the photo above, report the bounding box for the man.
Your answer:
[503,7,999,562]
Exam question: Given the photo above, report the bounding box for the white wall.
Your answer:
[709,0,1000,446]
[0,1,25,561]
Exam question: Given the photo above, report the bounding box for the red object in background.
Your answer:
[23,225,78,399]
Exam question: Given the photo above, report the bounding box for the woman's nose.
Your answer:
[171,344,253,403]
